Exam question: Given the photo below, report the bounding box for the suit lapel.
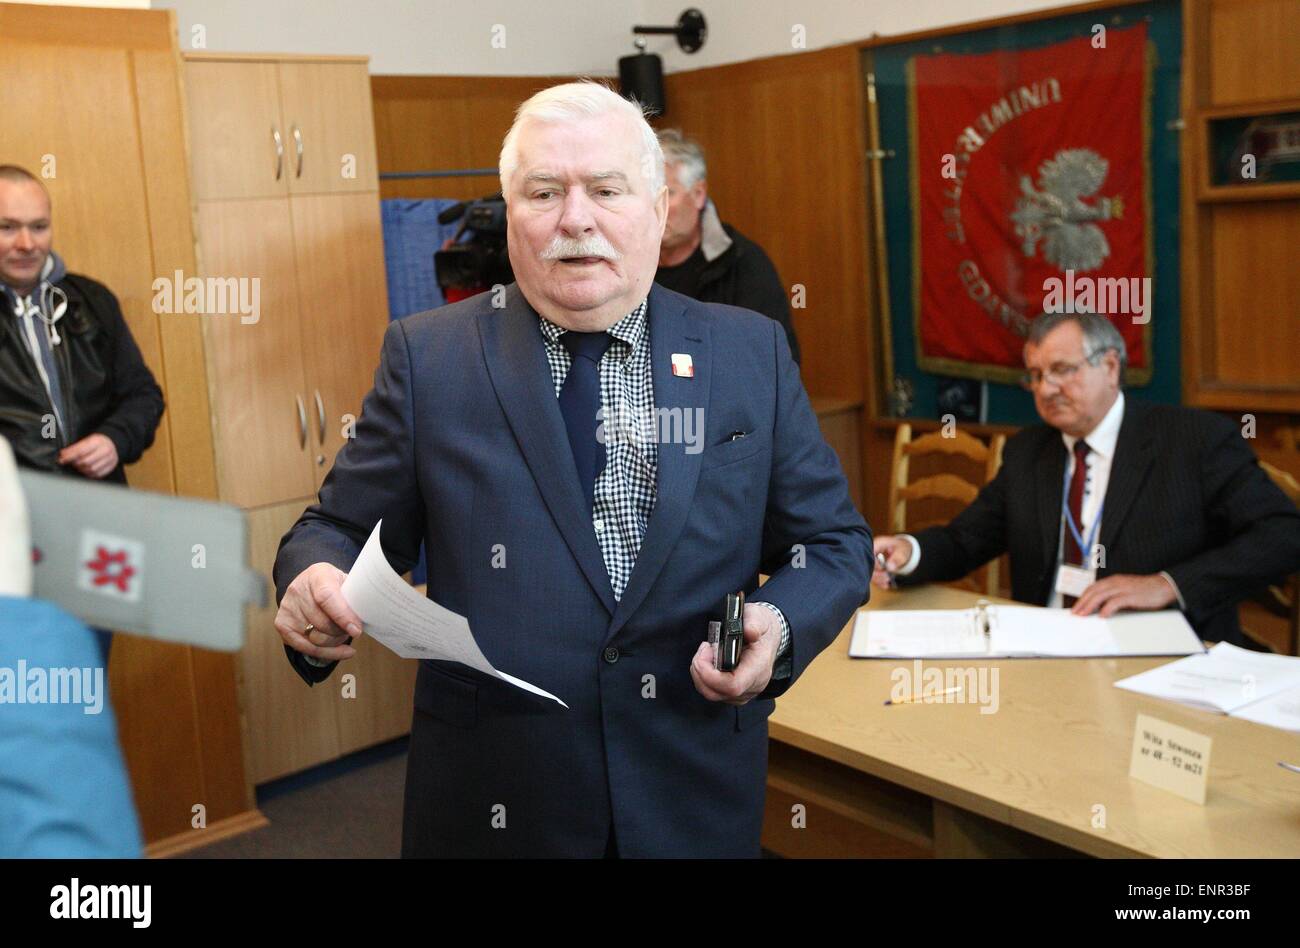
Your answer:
[1098,401,1155,555]
[478,285,617,616]
[607,286,709,641]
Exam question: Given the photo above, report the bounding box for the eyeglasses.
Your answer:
[1021,359,1089,390]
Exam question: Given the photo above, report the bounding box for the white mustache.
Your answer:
[540,234,621,261]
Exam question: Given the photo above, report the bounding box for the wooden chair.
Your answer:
[1245,461,1300,656]
[888,423,1006,596]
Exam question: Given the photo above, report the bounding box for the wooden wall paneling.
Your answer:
[1180,0,1211,408]
[184,60,288,201]
[370,75,579,201]
[287,192,390,486]
[1208,202,1300,391]
[1206,0,1300,105]
[1181,0,1300,413]
[278,61,380,194]
[195,198,317,507]
[662,45,873,409]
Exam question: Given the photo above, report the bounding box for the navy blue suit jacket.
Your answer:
[273,282,871,857]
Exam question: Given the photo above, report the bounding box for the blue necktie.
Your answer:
[558,331,613,512]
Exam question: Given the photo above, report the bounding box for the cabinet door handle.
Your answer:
[295,394,307,448]
[314,389,326,446]
[291,124,304,178]
[272,125,284,180]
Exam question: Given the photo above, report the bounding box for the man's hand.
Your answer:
[1070,573,1177,617]
[871,535,913,589]
[58,433,118,478]
[274,563,364,663]
[690,603,783,706]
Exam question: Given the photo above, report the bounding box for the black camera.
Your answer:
[433,194,514,297]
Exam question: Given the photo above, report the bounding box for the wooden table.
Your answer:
[762,585,1300,858]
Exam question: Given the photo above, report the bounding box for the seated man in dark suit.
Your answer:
[272,81,871,857]
[873,312,1300,646]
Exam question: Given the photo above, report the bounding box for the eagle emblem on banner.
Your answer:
[1010,148,1125,273]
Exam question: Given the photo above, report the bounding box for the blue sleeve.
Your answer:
[0,597,142,858]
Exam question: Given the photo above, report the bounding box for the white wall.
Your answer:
[638,0,1100,71]
[150,1,1101,75]
[153,0,640,75]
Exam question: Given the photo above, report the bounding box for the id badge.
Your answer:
[1055,563,1095,599]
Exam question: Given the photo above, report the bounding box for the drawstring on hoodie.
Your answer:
[6,251,71,441]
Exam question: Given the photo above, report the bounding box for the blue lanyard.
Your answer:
[1061,459,1103,561]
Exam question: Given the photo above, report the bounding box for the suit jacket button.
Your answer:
[603,646,620,664]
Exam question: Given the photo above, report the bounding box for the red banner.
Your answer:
[911,25,1152,383]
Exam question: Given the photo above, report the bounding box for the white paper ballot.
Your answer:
[1114,641,1300,732]
[341,521,567,708]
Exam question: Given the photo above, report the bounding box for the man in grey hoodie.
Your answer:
[1,165,165,663]
[0,165,163,484]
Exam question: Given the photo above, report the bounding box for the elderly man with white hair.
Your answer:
[272,82,871,857]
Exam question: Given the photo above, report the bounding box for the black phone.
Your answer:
[708,591,745,672]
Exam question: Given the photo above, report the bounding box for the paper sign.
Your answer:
[1128,713,1212,805]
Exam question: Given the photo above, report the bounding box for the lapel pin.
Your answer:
[671,353,694,378]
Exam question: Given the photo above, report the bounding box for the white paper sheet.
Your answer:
[1115,641,1300,722]
[850,605,1203,659]
[850,609,988,658]
[1231,687,1300,733]
[341,521,567,707]
[990,606,1119,656]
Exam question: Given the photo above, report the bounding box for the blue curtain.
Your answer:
[380,198,464,587]
[380,198,464,320]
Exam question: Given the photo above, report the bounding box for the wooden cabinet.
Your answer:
[196,198,317,507]
[0,2,259,853]
[242,501,343,782]
[278,62,380,194]
[186,60,287,201]
[187,57,378,201]
[289,193,390,486]
[185,54,417,787]
[1181,0,1300,413]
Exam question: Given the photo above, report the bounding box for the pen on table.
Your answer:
[885,686,963,706]
[1280,762,1300,774]
[875,552,897,588]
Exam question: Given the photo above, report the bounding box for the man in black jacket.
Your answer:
[654,129,800,363]
[872,312,1300,647]
[0,165,164,485]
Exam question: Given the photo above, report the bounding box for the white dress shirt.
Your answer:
[1047,391,1125,606]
